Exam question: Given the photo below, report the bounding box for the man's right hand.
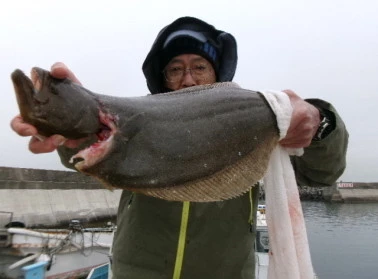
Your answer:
[10,62,82,154]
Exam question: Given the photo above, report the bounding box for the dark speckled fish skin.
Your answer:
[11,67,279,201]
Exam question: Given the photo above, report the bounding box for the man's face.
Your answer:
[163,54,217,91]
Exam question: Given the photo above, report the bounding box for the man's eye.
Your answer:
[194,65,206,70]
[169,67,183,73]
[192,65,208,74]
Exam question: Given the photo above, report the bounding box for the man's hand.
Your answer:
[279,89,321,148]
[10,62,82,153]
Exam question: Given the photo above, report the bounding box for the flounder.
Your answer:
[11,67,279,201]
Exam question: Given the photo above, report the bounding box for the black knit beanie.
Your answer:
[160,30,220,76]
[142,16,237,94]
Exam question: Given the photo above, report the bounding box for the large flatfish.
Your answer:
[11,67,279,201]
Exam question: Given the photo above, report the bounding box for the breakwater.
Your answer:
[0,166,121,228]
[322,182,378,203]
[259,185,324,201]
[259,182,378,202]
[1,166,376,228]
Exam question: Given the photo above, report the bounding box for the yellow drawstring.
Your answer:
[172,201,190,279]
[248,187,254,232]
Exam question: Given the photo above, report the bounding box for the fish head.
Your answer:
[11,67,101,139]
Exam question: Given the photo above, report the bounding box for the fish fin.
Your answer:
[129,136,278,202]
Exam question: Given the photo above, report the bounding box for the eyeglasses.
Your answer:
[163,63,213,83]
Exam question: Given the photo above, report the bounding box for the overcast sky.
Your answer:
[1,0,377,182]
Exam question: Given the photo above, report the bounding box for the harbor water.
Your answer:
[303,201,378,279]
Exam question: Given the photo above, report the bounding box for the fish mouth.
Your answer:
[20,68,118,170]
[69,110,118,170]
[11,69,44,118]
[30,68,42,91]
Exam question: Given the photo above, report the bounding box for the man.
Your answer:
[11,17,348,279]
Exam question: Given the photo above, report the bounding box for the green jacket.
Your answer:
[57,99,348,279]
[112,187,259,279]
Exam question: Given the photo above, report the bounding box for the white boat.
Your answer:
[0,220,115,279]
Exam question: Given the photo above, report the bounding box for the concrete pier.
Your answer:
[323,182,378,203]
[0,166,121,228]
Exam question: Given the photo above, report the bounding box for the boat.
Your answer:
[255,204,269,279]
[0,219,115,279]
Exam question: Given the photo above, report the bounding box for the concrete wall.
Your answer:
[339,189,378,202]
[0,167,121,228]
[2,166,377,227]
[323,182,378,203]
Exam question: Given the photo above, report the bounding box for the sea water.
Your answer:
[303,201,378,279]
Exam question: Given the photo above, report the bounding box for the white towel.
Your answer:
[260,90,315,279]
